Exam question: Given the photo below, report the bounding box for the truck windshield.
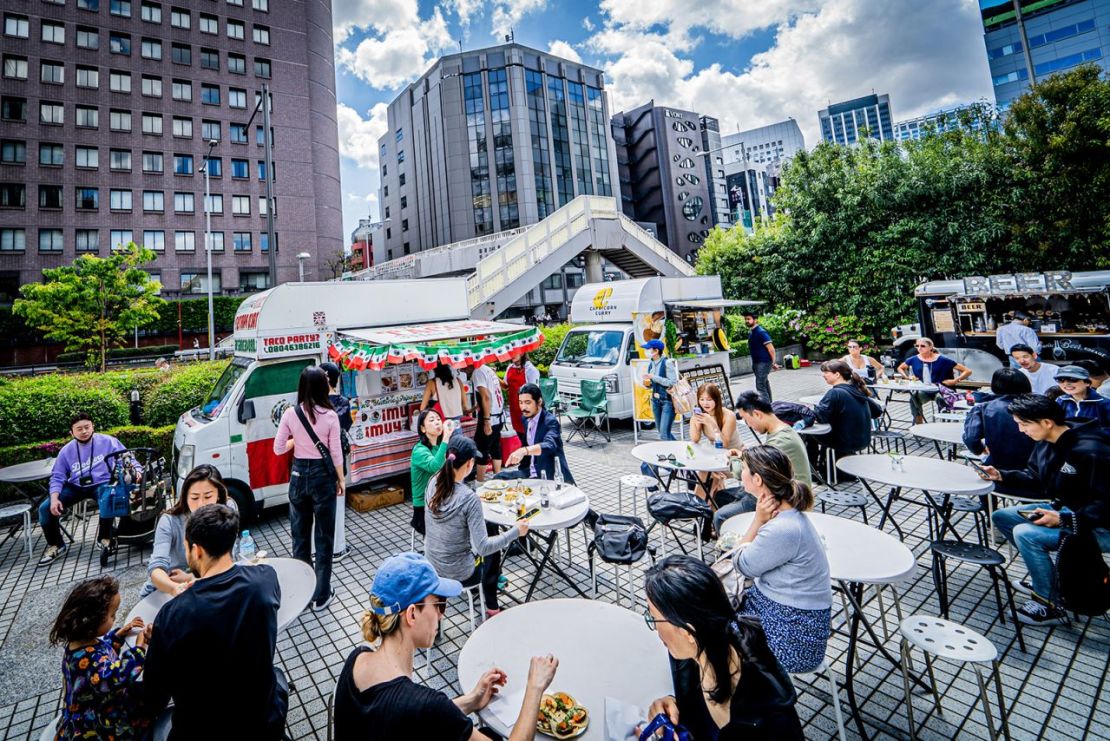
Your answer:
[196,357,250,421]
[556,330,624,367]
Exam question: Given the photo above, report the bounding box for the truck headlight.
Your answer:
[603,374,619,393]
[176,444,195,478]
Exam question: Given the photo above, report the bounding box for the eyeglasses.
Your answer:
[914,344,930,348]
[656,453,677,463]
[643,609,670,631]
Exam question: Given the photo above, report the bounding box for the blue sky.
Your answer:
[330,0,996,242]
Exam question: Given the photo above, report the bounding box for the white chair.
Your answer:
[0,501,34,562]
[326,678,339,741]
[790,660,847,741]
[618,474,657,515]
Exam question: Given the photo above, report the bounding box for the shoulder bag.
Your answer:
[638,714,691,741]
[293,405,340,484]
[97,454,132,518]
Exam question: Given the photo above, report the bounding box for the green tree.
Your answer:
[14,243,165,371]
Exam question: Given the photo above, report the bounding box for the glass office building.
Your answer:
[818,94,894,145]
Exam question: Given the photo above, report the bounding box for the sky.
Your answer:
[331,0,997,242]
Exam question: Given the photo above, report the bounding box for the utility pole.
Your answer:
[262,83,278,287]
[1013,0,1037,88]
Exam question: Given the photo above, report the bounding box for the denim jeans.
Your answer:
[712,490,757,534]
[288,458,337,603]
[752,361,773,402]
[909,390,939,420]
[992,503,1110,604]
[652,396,675,441]
[38,482,111,547]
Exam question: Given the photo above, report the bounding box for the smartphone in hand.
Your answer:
[1018,510,1043,522]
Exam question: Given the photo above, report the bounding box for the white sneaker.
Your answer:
[37,544,69,566]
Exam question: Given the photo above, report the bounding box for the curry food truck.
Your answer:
[891,270,1110,377]
[550,276,750,421]
[173,280,543,523]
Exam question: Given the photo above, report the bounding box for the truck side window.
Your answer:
[626,334,638,365]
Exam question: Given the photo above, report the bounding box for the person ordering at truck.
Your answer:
[896,338,972,424]
[1010,343,1059,395]
[1055,365,1110,427]
[996,310,1041,366]
[39,412,136,566]
[274,365,344,612]
[640,339,678,441]
[320,362,352,473]
[422,361,471,422]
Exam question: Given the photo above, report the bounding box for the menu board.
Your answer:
[679,364,734,408]
[932,309,956,333]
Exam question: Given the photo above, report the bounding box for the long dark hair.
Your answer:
[168,464,229,516]
[741,444,814,511]
[645,556,737,704]
[433,361,455,389]
[697,382,727,431]
[821,359,868,395]
[429,436,478,515]
[50,575,119,645]
[297,366,333,425]
[416,409,443,450]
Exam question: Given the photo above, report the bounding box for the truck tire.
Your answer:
[227,481,257,527]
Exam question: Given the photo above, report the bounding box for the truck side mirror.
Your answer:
[238,400,256,424]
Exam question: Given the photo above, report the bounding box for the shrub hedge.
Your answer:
[142,361,229,427]
[530,322,572,374]
[56,344,180,364]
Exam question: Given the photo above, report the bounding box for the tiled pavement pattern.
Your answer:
[2,367,1109,740]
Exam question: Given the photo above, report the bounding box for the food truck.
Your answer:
[891,270,1110,377]
[550,276,754,420]
[173,280,543,522]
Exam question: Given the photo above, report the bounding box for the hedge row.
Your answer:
[56,344,180,364]
[0,424,176,470]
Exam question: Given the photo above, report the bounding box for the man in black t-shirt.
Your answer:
[143,504,287,740]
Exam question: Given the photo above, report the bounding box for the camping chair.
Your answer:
[538,377,564,417]
[565,380,611,447]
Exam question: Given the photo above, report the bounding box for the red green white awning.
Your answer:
[328,326,544,372]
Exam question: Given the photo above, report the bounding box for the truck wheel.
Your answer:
[227,482,257,527]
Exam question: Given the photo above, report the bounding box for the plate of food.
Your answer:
[479,489,502,503]
[537,692,588,739]
[505,485,534,499]
[483,480,510,491]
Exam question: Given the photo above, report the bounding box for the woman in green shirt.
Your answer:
[410,410,456,536]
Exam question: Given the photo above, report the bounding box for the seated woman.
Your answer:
[841,339,884,384]
[1055,365,1110,427]
[896,337,971,423]
[643,555,802,740]
[689,382,741,504]
[811,360,879,472]
[409,410,457,536]
[334,552,559,740]
[139,464,236,598]
[424,436,528,617]
[732,446,831,673]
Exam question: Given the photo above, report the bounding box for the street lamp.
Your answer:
[201,139,218,361]
[296,252,310,282]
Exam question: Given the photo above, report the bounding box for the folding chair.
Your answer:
[564,380,611,447]
[537,377,563,417]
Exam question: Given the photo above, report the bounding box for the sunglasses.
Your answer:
[419,598,449,615]
[656,453,677,462]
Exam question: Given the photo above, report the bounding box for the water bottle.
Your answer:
[921,363,932,385]
[714,433,723,450]
[553,464,564,491]
[793,420,806,432]
[239,530,257,562]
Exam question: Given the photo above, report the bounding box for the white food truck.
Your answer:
[172,280,543,523]
[550,276,752,419]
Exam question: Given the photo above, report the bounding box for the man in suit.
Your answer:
[502,384,575,484]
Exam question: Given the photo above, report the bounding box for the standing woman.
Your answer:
[409,410,456,536]
[689,383,740,502]
[503,353,541,443]
[640,339,677,441]
[274,366,344,612]
[841,340,884,384]
[422,361,470,422]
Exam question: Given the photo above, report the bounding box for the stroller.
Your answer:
[98,448,172,568]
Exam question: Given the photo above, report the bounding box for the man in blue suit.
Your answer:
[502,384,575,484]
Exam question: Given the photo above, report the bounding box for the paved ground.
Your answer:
[2,367,1108,740]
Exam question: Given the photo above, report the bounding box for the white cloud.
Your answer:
[332,0,418,45]
[491,0,547,40]
[598,0,820,42]
[336,102,389,171]
[336,6,454,90]
[547,40,581,63]
[446,0,483,31]
[582,17,595,32]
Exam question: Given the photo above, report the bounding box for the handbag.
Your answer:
[667,376,697,416]
[97,457,131,518]
[587,513,649,565]
[638,713,691,741]
[711,542,749,610]
[294,405,340,484]
[647,490,713,523]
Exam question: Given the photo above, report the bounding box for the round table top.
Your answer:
[123,557,315,644]
[478,480,589,531]
[718,511,916,585]
[798,423,832,436]
[457,599,673,741]
[0,502,31,519]
[799,393,825,407]
[837,454,994,495]
[631,441,729,473]
[0,457,55,484]
[910,422,966,446]
[871,381,940,393]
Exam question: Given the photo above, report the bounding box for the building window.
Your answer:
[109,70,131,93]
[254,58,271,78]
[75,187,99,210]
[260,232,276,252]
[174,192,194,213]
[39,143,63,166]
[3,56,29,80]
[1,228,26,251]
[174,154,194,174]
[400,195,407,209]
[40,61,65,85]
[109,189,132,211]
[0,140,26,164]
[173,116,192,138]
[232,195,250,215]
[142,190,164,212]
[182,272,219,293]
[252,25,270,44]
[228,53,246,74]
[399,173,406,186]
[227,20,244,39]
[141,2,161,23]
[75,105,98,128]
[109,33,130,55]
[258,196,273,216]
[228,88,247,108]
[142,151,162,172]
[141,113,163,135]
[4,15,30,38]
[205,157,222,177]
[230,124,248,143]
[75,146,98,168]
[240,271,270,291]
[172,80,191,101]
[75,230,100,253]
[256,125,271,145]
[110,0,131,17]
[141,75,162,97]
[208,231,225,251]
[170,8,190,28]
[143,230,164,252]
[233,232,251,251]
[402,219,409,232]
[39,185,63,209]
[201,84,220,105]
[253,0,269,10]
[40,102,64,125]
[175,232,196,253]
[257,161,269,181]
[110,230,133,249]
[110,149,131,170]
[0,184,27,208]
[41,21,65,44]
[2,96,27,122]
[199,13,218,34]
[109,109,131,131]
[201,120,221,141]
[200,48,220,70]
[231,158,249,178]
[39,229,64,253]
[488,68,518,229]
[206,193,223,213]
[172,43,191,65]
[76,27,99,48]
[78,0,100,9]
[141,38,162,60]
[586,86,612,196]
[76,66,99,89]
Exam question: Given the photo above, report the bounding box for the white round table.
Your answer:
[457,599,673,741]
[124,557,315,644]
[910,422,966,447]
[871,381,940,394]
[798,422,832,436]
[631,441,728,498]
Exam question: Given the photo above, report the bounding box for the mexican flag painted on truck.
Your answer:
[242,358,313,490]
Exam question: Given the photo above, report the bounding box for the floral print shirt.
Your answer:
[57,628,147,740]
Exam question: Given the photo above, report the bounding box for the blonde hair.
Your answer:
[361,595,402,644]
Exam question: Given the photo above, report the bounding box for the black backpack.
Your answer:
[586,512,650,565]
[770,401,817,428]
[1056,521,1110,616]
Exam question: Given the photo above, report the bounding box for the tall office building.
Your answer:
[376,43,619,258]
[0,0,342,298]
[698,116,730,228]
[818,94,894,145]
[980,0,1110,108]
[893,104,991,141]
[721,119,805,166]
[611,102,714,262]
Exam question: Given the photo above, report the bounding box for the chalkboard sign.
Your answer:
[679,363,733,409]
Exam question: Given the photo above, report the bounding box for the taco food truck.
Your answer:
[173,280,543,523]
[891,270,1110,378]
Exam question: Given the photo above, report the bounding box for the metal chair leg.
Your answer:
[998,572,1027,652]
[972,664,998,741]
[899,639,918,741]
[923,651,944,717]
[990,660,1012,741]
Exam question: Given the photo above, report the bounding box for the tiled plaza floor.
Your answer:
[2,367,1108,740]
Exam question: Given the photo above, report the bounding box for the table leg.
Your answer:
[866,481,905,539]
[522,531,589,602]
[924,491,962,542]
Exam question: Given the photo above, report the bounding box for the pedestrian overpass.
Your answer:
[350,196,695,318]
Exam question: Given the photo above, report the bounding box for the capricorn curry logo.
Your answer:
[592,287,613,311]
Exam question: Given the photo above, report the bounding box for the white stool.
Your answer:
[0,502,33,562]
[618,474,656,515]
[898,615,1010,741]
[790,660,847,741]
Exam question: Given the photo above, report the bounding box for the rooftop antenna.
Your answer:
[505,27,514,43]
[458,39,463,52]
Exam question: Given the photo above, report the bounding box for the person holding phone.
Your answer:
[980,395,1110,626]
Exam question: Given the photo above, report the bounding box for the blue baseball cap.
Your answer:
[1056,365,1091,382]
[369,552,462,615]
[640,339,665,351]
